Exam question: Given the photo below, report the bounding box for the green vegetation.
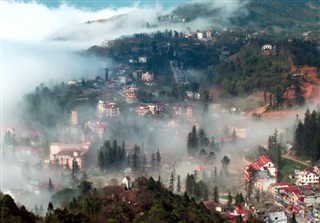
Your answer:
[279,158,308,182]
[47,177,226,223]
[294,109,320,162]
[0,194,38,223]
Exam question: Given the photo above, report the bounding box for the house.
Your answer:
[197,32,204,39]
[294,170,319,186]
[262,44,273,54]
[125,86,137,101]
[141,72,153,82]
[49,142,91,169]
[97,101,120,117]
[138,56,147,63]
[95,122,108,138]
[123,176,132,190]
[244,155,277,191]
[70,110,78,126]
[104,103,120,117]
[206,30,212,38]
[54,150,84,169]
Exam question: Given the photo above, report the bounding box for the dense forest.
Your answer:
[294,108,320,162]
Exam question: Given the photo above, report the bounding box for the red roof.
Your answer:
[284,186,300,194]
[104,103,119,109]
[250,155,273,171]
[96,123,108,129]
[202,201,219,212]
[56,148,85,157]
[234,206,246,215]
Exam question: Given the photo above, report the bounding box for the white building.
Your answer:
[295,170,319,186]
[97,101,120,117]
[123,176,132,190]
[138,56,147,63]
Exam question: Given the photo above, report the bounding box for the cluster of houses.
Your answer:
[244,155,277,191]
[244,155,320,222]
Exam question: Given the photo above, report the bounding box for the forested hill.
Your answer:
[170,0,320,33]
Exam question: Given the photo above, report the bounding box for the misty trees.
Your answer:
[97,139,126,171]
[48,178,54,192]
[176,175,181,194]
[245,166,256,201]
[267,129,283,180]
[213,186,219,203]
[185,173,209,200]
[221,155,231,175]
[187,126,198,156]
[169,170,175,192]
[294,109,320,162]
[187,126,216,160]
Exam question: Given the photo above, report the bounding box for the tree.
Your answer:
[232,128,237,141]
[72,159,80,177]
[151,152,156,171]
[255,189,260,203]
[169,170,175,192]
[47,202,54,215]
[290,212,297,223]
[78,180,92,194]
[48,178,54,192]
[246,166,255,201]
[177,175,181,194]
[156,149,161,172]
[98,150,104,171]
[227,192,232,207]
[213,186,219,203]
[221,155,230,175]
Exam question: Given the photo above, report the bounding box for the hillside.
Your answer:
[170,0,320,34]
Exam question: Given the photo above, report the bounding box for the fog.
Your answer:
[1,0,313,214]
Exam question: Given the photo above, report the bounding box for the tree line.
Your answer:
[294,109,320,162]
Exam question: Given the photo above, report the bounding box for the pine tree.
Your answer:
[48,178,53,192]
[169,170,175,192]
[213,186,219,203]
[156,149,161,172]
[98,150,104,171]
[221,156,230,175]
[290,212,297,223]
[177,175,181,194]
[239,193,245,205]
[227,192,232,207]
[151,152,156,171]
[255,189,260,202]
[72,159,80,177]
[132,144,141,172]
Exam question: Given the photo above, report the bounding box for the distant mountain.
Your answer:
[167,0,320,32]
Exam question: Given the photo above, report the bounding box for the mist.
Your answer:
[1,0,295,214]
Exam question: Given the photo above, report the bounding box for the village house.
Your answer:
[138,56,147,63]
[141,72,153,82]
[244,155,277,191]
[49,142,90,169]
[292,169,320,186]
[125,86,137,101]
[70,110,78,126]
[262,44,273,55]
[97,101,120,117]
[123,176,132,190]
